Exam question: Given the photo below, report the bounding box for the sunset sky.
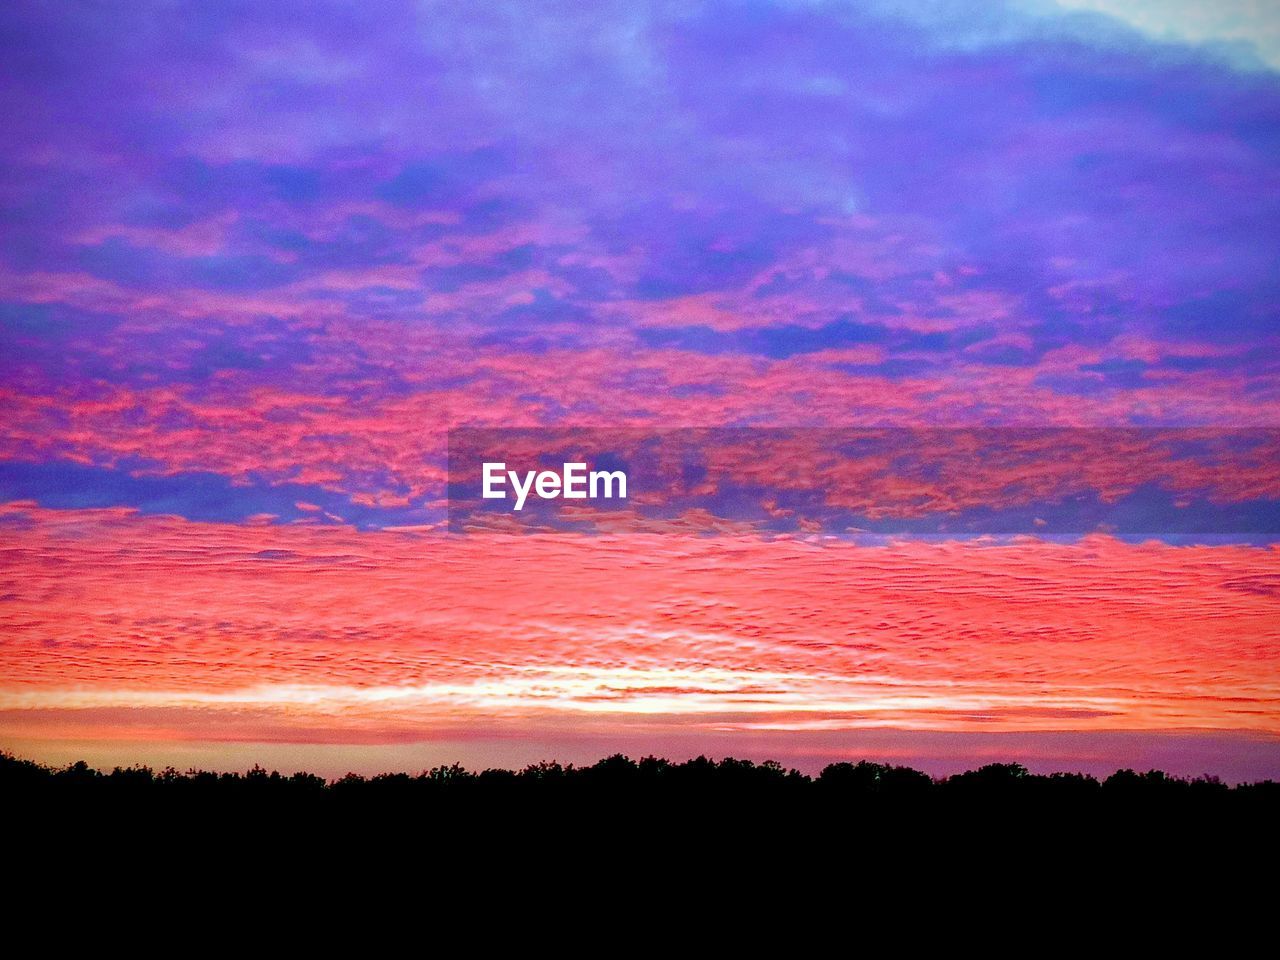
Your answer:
[1,1,1277,779]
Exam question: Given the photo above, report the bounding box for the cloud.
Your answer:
[0,504,1276,758]
[1,2,1278,772]
[1046,0,1280,70]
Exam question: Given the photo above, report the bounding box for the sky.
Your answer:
[1,0,1277,779]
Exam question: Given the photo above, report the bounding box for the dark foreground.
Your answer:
[6,749,1276,814]
[7,751,1279,897]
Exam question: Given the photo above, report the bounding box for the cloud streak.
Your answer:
[1,505,1275,771]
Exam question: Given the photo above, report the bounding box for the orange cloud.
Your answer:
[1,504,1275,764]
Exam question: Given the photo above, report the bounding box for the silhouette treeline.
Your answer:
[4,750,1274,807]
[9,750,1279,872]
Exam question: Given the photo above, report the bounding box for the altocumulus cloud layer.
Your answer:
[0,1,1277,775]
[2,504,1277,778]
